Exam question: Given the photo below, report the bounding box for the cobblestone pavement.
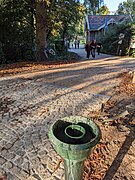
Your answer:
[0,78,109,180]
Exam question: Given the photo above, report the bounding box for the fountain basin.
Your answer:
[48,116,101,179]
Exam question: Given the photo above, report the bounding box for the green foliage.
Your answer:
[129,24,135,57]
[115,0,135,57]
[0,0,86,63]
[0,0,101,63]
[0,42,6,64]
[84,0,104,15]
[130,49,135,57]
[117,0,135,22]
[0,0,35,63]
[54,40,66,53]
[100,23,133,55]
[35,0,86,62]
[47,0,86,41]
[96,5,110,15]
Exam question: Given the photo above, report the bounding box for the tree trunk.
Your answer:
[35,1,47,62]
[30,0,35,58]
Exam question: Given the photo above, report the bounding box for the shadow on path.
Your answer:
[103,124,135,180]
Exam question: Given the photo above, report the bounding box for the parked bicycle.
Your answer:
[44,45,56,59]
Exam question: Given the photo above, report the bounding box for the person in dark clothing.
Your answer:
[85,41,91,59]
[77,40,80,49]
[90,40,97,58]
[74,39,77,49]
[97,42,102,55]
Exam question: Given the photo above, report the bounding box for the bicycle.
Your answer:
[44,46,56,59]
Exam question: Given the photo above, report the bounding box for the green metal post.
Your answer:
[64,159,84,180]
[48,116,101,180]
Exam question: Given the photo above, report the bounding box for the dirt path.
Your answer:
[1,53,135,96]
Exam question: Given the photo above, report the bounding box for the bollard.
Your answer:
[48,116,101,180]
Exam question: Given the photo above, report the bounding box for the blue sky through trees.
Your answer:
[104,0,124,12]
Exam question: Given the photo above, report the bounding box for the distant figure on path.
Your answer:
[74,39,77,49]
[85,41,91,59]
[97,42,102,55]
[90,40,97,58]
[71,40,74,48]
[66,40,70,49]
[77,40,80,49]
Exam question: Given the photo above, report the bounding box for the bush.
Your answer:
[100,23,133,56]
[54,40,66,53]
[0,42,6,64]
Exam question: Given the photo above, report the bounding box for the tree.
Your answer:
[56,1,85,40]
[83,0,100,14]
[0,0,35,62]
[97,5,110,15]
[35,0,47,61]
[35,0,85,61]
[117,0,135,21]
[0,0,86,63]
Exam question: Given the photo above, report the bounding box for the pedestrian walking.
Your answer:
[85,41,91,59]
[77,40,80,49]
[74,39,77,49]
[71,40,74,48]
[90,40,97,58]
[97,42,102,55]
[66,39,70,49]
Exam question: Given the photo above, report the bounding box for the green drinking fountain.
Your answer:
[48,116,101,180]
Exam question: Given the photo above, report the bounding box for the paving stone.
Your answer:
[1,149,8,158]
[0,140,7,147]
[14,157,24,166]
[9,165,21,176]
[0,168,6,177]
[17,169,30,179]
[0,156,6,166]
[10,144,20,152]
[54,167,65,179]
[4,142,13,150]
[47,160,57,173]
[3,152,16,160]
[24,144,34,152]
[21,161,31,173]
[27,151,38,159]
[37,169,52,179]
[40,154,50,165]
[38,149,48,157]
[6,172,21,180]
[32,135,41,145]
[16,148,26,157]
[0,79,109,179]
[32,173,42,180]
[2,161,13,170]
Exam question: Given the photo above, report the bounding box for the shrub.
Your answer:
[100,23,134,56]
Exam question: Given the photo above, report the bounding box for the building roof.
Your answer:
[85,15,131,31]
